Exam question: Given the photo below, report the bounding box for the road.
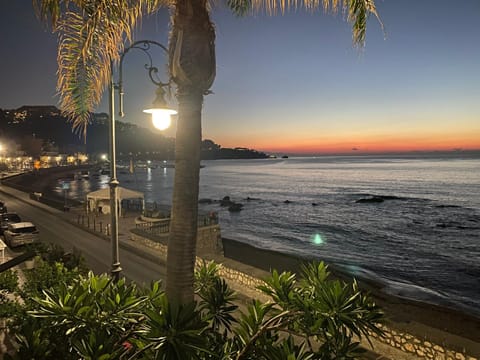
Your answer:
[1,189,166,286]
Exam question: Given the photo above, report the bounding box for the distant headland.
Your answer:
[0,105,268,161]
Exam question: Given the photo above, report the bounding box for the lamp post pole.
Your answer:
[108,41,174,281]
[109,60,121,282]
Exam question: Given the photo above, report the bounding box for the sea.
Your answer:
[53,154,480,316]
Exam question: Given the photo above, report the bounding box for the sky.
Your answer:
[0,1,479,154]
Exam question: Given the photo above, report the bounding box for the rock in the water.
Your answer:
[312,202,318,206]
[436,204,460,208]
[380,195,403,200]
[199,198,213,204]
[228,203,243,212]
[356,196,384,203]
[220,196,234,207]
[284,200,292,204]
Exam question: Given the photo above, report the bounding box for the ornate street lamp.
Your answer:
[109,40,176,281]
[143,86,177,131]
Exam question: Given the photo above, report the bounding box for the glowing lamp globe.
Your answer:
[144,108,177,130]
[144,85,177,130]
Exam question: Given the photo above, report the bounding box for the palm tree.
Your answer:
[34,0,381,304]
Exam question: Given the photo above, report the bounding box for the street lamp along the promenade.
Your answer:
[144,86,177,131]
[109,40,176,281]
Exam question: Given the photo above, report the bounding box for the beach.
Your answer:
[2,162,480,358]
[220,237,480,344]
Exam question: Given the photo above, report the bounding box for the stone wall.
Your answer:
[196,225,223,254]
[130,224,222,255]
[130,231,168,258]
[367,325,477,360]
[209,262,267,298]
[130,230,262,294]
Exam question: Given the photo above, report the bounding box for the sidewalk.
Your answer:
[66,206,141,245]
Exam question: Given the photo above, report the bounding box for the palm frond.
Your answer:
[232,0,382,46]
[35,0,167,137]
[32,0,63,27]
[345,0,383,47]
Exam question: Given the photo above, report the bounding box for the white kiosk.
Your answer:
[86,187,144,215]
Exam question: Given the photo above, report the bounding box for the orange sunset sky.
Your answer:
[1,1,479,155]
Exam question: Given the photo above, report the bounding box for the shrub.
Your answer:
[7,261,383,359]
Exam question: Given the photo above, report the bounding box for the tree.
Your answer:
[34,0,381,304]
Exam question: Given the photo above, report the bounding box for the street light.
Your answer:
[109,40,175,281]
[143,86,177,130]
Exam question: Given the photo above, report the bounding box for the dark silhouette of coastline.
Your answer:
[0,106,268,160]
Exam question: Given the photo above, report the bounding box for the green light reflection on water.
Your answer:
[312,233,324,245]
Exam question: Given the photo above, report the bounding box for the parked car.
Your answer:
[0,201,7,214]
[0,213,22,235]
[4,222,39,248]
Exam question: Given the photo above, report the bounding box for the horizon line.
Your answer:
[262,149,480,157]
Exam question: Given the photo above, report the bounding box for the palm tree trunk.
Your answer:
[166,89,203,304]
[166,0,215,304]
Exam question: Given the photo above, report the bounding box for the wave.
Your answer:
[335,264,472,314]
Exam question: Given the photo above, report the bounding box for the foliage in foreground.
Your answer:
[1,256,383,359]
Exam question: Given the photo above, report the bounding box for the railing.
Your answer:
[76,214,111,236]
[135,212,219,236]
[75,211,219,238]
[198,213,219,227]
[135,219,170,235]
[143,202,170,218]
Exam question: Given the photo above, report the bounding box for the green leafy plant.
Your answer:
[5,318,56,360]
[255,261,384,358]
[26,242,88,272]
[141,294,210,359]
[28,272,150,358]
[196,261,238,332]
[8,260,384,359]
[0,269,20,319]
